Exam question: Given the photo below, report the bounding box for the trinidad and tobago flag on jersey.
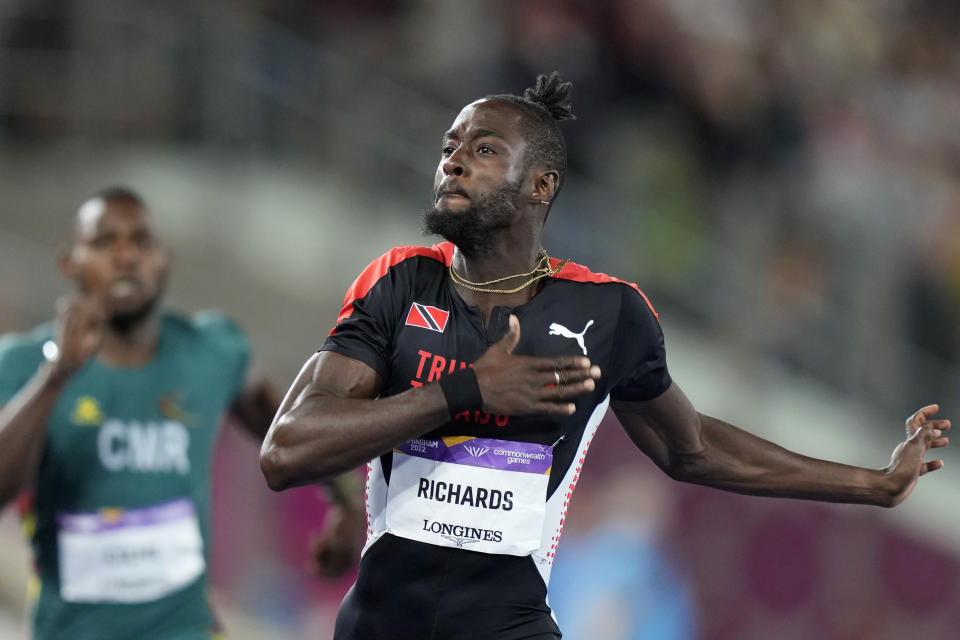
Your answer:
[405,301,450,333]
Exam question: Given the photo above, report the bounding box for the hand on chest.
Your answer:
[397,299,604,379]
[393,298,607,436]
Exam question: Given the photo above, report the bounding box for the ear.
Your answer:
[57,247,76,280]
[531,170,559,202]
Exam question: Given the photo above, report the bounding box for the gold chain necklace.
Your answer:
[449,249,568,294]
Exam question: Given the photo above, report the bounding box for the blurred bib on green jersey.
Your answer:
[58,498,204,603]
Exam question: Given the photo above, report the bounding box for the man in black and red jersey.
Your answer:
[259,72,950,640]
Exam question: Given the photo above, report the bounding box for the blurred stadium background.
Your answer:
[2,1,960,638]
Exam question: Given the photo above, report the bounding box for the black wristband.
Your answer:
[438,368,484,417]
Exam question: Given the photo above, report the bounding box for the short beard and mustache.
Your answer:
[109,295,161,333]
[423,180,522,258]
[94,272,167,334]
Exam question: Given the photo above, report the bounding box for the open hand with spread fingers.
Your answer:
[882,404,950,507]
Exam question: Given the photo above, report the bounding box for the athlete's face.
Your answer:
[426,100,532,256]
[61,197,169,326]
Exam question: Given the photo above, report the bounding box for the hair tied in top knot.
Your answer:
[523,71,576,122]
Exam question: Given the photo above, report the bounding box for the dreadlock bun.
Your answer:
[523,71,575,122]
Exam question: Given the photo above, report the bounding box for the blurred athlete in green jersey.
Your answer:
[0,187,363,639]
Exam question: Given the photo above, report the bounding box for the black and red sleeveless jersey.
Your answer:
[321,242,670,640]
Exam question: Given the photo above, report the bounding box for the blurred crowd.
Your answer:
[3,1,960,638]
[6,0,959,412]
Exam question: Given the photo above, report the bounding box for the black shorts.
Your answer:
[333,533,562,640]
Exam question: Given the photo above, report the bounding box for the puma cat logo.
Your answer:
[548,320,594,356]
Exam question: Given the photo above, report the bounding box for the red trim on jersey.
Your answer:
[331,243,455,334]
[549,258,659,321]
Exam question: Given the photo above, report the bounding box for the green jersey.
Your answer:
[0,311,249,640]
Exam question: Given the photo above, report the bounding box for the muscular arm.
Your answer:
[612,382,949,508]
[0,367,68,508]
[232,373,366,511]
[259,350,450,490]
[260,315,601,491]
[244,364,372,579]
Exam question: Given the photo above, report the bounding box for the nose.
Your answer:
[442,147,467,177]
[112,238,141,268]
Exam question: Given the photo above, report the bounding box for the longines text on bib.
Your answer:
[385,436,552,555]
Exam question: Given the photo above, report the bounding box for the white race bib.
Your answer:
[57,498,205,603]
[386,437,552,556]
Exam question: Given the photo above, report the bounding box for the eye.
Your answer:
[442,144,456,156]
[89,234,113,249]
[132,232,155,248]
[478,144,495,154]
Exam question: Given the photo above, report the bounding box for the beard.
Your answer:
[423,180,522,258]
[102,272,167,334]
[109,294,161,334]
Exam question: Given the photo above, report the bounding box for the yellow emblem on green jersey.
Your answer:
[158,391,194,426]
[71,396,104,426]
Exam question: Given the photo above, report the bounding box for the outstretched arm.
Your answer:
[612,382,949,507]
[260,315,601,490]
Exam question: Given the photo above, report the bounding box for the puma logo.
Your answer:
[548,320,594,356]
